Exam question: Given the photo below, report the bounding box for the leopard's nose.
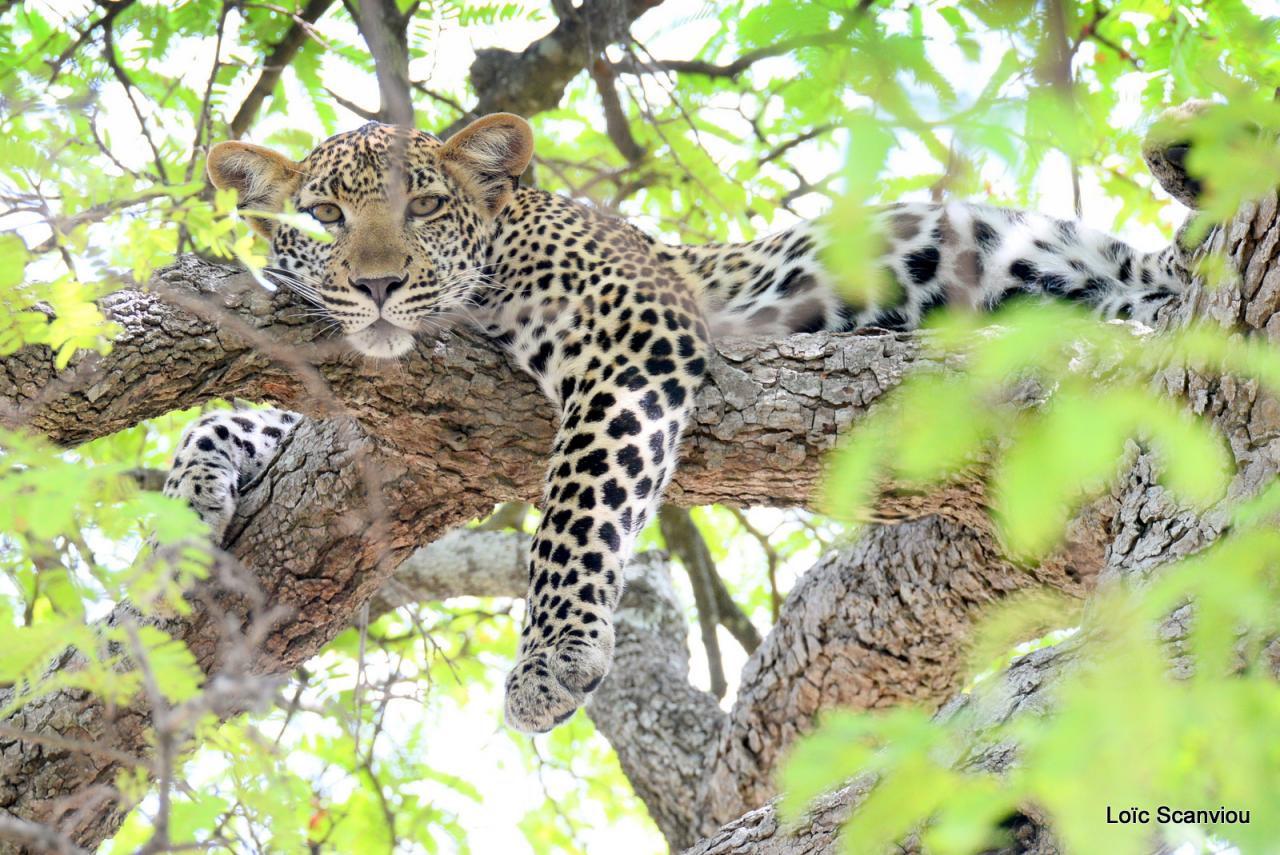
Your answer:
[351,275,406,308]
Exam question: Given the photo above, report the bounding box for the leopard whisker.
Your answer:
[264,266,327,288]
[263,271,328,307]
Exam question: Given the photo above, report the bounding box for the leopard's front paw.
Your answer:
[503,630,614,733]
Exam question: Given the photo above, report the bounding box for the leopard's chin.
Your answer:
[348,320,415,359]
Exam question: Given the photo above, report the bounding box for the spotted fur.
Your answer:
[684,203,1184,336]
[162,407,299,541]
[165,114,1187,733]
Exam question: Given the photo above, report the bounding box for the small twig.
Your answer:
[759,124,836,165]
[353,601,369,757]
[274,668,310,745]
[611,31,850,81]
[46,0,138,83]
[29,190,175,256]
[241,2,334,45]
[121,620,174,855]
[726,507,782,624]
[186,0,231,185]
[659,505,727,697]
[411,82,470,120]
[324,87,380,121]
[528,741,590,851]
[102,20,168,182]
[89,108,146,180]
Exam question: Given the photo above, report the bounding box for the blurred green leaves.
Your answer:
[824,302,1238,557]
[3,0,1280,852]
[797,307,1280,853]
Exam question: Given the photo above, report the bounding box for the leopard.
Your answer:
[165,112,1189,733]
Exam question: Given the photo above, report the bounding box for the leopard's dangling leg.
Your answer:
[502,306,710,732]
[162,407,300,543]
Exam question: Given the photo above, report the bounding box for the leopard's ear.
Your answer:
[207,141,304,237]
[441,113,534,213]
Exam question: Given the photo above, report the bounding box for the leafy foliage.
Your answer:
[2,0,1279,852]
[794,297,1280,853]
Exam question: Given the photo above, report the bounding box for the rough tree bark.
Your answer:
[352,0,413,126]
[0,253,983,850]
[457,0,665,136]
[665,191,1280,854]
[589,509,1104,850]
[8,181,1270,850]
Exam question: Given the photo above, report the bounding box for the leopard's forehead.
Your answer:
[299,122,447,196]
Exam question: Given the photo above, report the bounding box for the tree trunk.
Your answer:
[589,509,1101,850]
[352,0,413,126]
[671,190,1280,853]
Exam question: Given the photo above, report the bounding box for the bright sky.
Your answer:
[27,0,1280,852]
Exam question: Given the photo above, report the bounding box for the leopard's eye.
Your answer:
[408,195,445,218]
[307,202,343,224]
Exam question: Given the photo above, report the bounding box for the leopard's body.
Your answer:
[167,114,1187,732]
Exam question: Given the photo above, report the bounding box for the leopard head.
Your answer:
[207,114,534,358]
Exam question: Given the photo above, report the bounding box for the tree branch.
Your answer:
[367,528,529,616]
[611,32,850,81]
[590,58,646,164]
[587,553,726,849]
[2,256,979,516]
[659,505,729,697]
[324,85,380,121]
[4,137,1242,853]
[352,0,413,126]
[678,172,1280,855]
[229,0,336,139]
[588,510,1099,850]
[447,0,666,137]
[0,252,984,849]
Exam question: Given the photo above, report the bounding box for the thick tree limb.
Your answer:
[1,416,404,848]
[672,460,1216,854]
[368,528,529,615]
[9,174,1267,853]
[351,0,413,126]
[1,256,970,515]
[588,554,726,849]
[1178,192,1280,338]
[587,509,1100,851]
[694,513,1097,838]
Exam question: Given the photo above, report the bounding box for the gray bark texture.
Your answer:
[457,0,665,136]
[588,510,1103,850]
[665,191,1280,854]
